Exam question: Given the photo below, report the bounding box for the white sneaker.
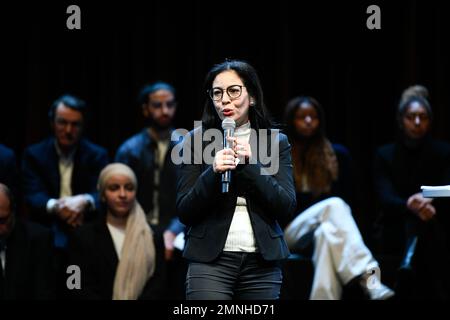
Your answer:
[367,283,395,300]
[359,274,395,300]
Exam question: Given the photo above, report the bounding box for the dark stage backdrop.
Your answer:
[2,0,449,239]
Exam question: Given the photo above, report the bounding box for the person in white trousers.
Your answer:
[284,197,393,299]
[282,96,394,300]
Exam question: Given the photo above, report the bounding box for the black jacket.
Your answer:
[176,128,296,263]
[3,219,56,299]
[68,214,167,300]
[22,137,109,225]
[374,137,450,252]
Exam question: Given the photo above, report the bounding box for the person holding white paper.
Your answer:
[374,86,450,299]
[282,96,394,300]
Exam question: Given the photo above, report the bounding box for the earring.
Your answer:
[250,99,255,106]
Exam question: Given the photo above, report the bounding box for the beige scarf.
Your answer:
[112,201,156,300]
[97,163,156,300]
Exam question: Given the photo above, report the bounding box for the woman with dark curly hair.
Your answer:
[283,96,394,300]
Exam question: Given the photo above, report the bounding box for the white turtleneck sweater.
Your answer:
[223,121,258,253]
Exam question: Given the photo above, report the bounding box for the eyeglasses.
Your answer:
[208,85,245,102]
[149,100,177,109]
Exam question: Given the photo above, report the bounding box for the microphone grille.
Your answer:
[222,118,236,130]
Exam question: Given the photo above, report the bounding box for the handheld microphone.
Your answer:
[221,118,236,193]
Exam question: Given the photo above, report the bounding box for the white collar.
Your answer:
[234,121,251,136]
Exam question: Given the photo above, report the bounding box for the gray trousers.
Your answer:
[186,251,282,300]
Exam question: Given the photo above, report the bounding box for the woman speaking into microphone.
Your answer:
[176,59,296,300]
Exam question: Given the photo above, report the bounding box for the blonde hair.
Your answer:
[98,163,137,197]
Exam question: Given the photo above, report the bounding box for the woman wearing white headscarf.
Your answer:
[69,163,162,300]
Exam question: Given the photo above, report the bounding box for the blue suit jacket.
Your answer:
[0,143,19,196]
[21,137,109,225]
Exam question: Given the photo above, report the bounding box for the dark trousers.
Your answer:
[186,251,282,300]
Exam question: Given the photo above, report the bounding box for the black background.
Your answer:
[2,0,449,237]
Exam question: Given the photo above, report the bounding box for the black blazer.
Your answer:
[176,128,297,263]
[4,219,56,299]
[68,214,167,300]
[21,137,109,224]
[375,138,450,218]
[374,137,450,253]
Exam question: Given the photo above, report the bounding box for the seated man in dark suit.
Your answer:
[21,94,109,296]
[0,144,19,198]
[1,183,56,300]
[22,94,109,249]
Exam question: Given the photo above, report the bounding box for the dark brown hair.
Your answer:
[284,96,338,196]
